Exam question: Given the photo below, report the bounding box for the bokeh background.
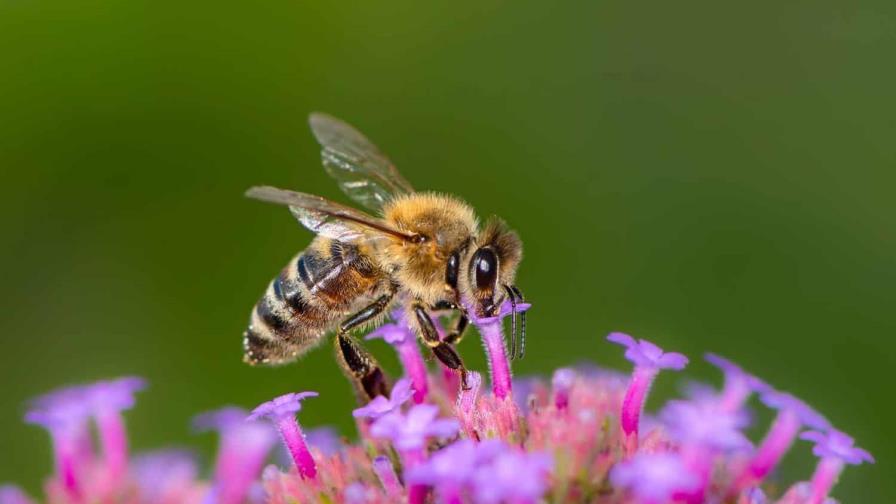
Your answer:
[1,0,893,500]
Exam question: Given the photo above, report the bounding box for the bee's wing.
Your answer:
[246,186,418,243]
[309,112,415,212]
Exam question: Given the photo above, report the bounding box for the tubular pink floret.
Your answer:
[248,392,319,480]
[367,321,429,403]
[352,378,414,420]
[608,332,687,455]
[372,455,403,499]
[704,354,768,413]
[25,386,94,498]
[194,406,278,504]
[610,452,700,504]
[82,377,146,485]
[551,368,576,410]
[466,300,532,400]
[731,388,830,494]
[799,429,873,504]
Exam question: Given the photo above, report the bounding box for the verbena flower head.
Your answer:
[7,306,875,504]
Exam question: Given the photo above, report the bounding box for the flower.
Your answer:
[465,299,532,400]
[6,324,876,504]
[608,333,687,455]
[352,378,414,419]
[131,449,201,504]
[799,429,873,504]
[249,392,319,479]
[660,399,752,452]
[0,485,36,504]
[731,388,830,494]
[608,332,688,370]
[369,404,459,452]
[610,452,700,504]
[551,368,576,410]
[194,407,278,504]
[368,321,430,403]
[704,353,768,412]
[801,429,874,465]
[470,443,552,504]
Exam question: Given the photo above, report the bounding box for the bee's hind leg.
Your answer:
[335,291,395,403]
[412,303,470,390]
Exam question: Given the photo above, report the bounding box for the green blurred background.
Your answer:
[1,0,893,500]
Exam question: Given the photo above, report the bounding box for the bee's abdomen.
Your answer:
[243,240,383,366]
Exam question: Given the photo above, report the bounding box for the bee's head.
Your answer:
[456,217,523,319]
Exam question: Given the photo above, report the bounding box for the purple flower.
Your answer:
[352,378,414,419]
[249,392,319,479]
[801,429,873,465]
[372,456,403,500]
[247,391,317,422]
[366,321,412,345]
[0,485,36,504]
[761,390,830,431]
[731,389,829,494]
[132,449,198,503]
[799,429,873,504]
[470,444,552,504]
[608,333,688,370]
[369,404,459,452]
[551,368,576,410]
[406,439,478,502]
[465,299,532,400]
[25,385,95,497]
[304,426,343,456]
[608,333,687,455]
[610,453,700,504]
[83,377,146,482]
[660,399,751,452]
[194,407,277,504]
[705,354,768,412]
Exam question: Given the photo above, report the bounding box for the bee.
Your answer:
[243,113,526,401]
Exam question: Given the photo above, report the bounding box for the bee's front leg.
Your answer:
[411,302,470,390]
[429,300,469,345]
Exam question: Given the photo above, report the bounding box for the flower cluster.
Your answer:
[2,301,873,504]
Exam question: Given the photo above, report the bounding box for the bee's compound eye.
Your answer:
[472,248,498,290]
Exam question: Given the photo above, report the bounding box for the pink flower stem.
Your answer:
[478,319,512,400]
[621,366,658,456]
[50,429,82,501]
[808,457,844,504]
[400,448,428,504]
[97,411,129,482]
[730,409,800,494]
[372,456,402,499]
[276,417,317,480]
[681,444,714,503]
[397,340,429,404]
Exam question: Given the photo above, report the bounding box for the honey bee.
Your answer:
[243,113,526,401]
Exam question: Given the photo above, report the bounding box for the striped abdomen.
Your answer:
[243,238,385,365]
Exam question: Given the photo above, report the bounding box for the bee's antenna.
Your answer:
[510,285,526,359]
[504,284,518,361]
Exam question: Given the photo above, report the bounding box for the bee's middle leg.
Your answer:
[413,303,470,389]
[335,291,394,402]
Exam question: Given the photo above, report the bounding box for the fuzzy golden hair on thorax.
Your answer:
[378,192,479,303]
